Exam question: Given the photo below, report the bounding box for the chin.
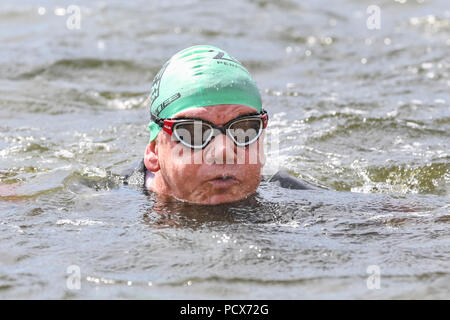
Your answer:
[205,194,246,205]
[205,195,243,205]
[199,183,259,205]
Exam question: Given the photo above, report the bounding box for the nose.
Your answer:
[203,133,236,164]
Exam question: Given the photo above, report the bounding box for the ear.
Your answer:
[144,141,160,172]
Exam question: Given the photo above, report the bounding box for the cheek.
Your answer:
[158,141,203,188]
[236,139,265,167]
[238,144,264,189]
[240,165,262,190]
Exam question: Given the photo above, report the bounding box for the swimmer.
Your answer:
[123,45,321,204]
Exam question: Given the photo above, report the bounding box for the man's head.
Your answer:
[144,45,267,204]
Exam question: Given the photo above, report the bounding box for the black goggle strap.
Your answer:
[151,113,177,135]
[150,113,163,126]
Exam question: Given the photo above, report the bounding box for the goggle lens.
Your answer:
[228,118,262,146]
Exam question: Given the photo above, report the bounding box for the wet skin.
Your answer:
[144,104,266,205]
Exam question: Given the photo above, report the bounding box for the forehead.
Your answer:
[173,104,258,124]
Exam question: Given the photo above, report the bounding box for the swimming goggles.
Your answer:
[151,110,268,149]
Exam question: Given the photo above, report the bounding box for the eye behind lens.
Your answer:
[228,118,262,146]
[173,121,214,148]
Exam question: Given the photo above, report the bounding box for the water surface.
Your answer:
[0,0,449,299]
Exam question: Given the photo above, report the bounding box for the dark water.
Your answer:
[0,0,449,299]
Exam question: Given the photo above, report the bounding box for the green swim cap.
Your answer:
[148,45,262,142]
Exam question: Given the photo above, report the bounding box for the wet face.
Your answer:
[144,104,266,205]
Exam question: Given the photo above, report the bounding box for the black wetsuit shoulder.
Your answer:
[263,170,322,190]
[122,159,323,190]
